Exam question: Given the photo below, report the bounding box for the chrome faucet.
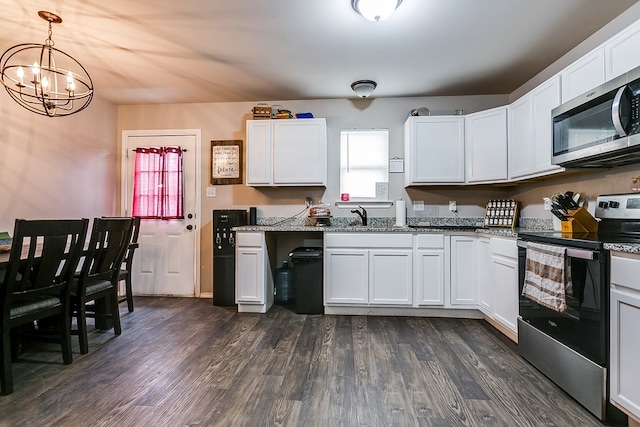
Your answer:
[351,206,367,226]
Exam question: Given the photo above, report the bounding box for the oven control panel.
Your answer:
[595,193,640,219]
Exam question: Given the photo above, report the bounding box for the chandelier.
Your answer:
[0,11,93,117]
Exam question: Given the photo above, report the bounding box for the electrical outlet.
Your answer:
[413,200,424,211]
[305,197,313,208]
[544,199,552,211]
[205,186,216,197]
[449,201,457,212]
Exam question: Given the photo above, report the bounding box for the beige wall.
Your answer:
[118,95,510,294]
[0,92,118,233]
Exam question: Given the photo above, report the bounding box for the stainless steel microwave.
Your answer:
[552,67,640,168]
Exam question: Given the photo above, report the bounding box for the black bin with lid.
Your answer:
[289,247,324,314]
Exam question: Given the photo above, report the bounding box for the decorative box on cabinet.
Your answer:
[246,118,327,186]
[465,106,508,183]
[404,116,465,185]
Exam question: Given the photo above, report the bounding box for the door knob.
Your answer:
[186,224,193,231]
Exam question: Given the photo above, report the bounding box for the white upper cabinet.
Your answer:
[465,106,508,183]
[530,76,563,175]
[246,118,327,186]
[605,19,640,82]
[508,95,532,179]
[509,75,563,180]
[561,47,605,103]
[404,116,465,185]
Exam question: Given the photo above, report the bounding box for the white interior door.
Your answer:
[122,130,201,297]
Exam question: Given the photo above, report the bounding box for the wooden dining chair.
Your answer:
[70,217,133,355]
[104,216,140,313]
[1,218,89,395]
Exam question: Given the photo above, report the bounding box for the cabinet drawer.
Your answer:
[236,232,264,247]
[611,255,640,292]
[490,237,517,258]
[416,234,445,249]
[325,233,412,248]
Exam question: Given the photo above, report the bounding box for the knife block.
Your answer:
[560,207,598,233]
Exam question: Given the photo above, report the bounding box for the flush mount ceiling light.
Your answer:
[352,0,403,22]
[0,11,94,117]
[351,80,377,98]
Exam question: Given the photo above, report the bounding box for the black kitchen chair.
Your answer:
[70,217,133,354]
[104,216,140,313]
[1,218,89,395]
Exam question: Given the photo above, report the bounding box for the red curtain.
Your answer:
[132,147,184,219]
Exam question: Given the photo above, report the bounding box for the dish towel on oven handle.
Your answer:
[522,242,571,312]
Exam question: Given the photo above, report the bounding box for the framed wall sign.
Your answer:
[211,140,243,185]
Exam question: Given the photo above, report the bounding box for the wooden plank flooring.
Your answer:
[0,297,617,426]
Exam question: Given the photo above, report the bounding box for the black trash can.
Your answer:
[289,247,324,314]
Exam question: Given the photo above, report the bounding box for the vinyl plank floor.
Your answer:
[0,297,619,427]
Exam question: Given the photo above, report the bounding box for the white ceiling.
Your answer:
[1,0,638,105]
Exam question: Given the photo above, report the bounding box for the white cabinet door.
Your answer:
[246,119,327,186]
[476,236,493,315]
[324,249,369,305]
[450,235,477,305]
[531,75,563,175]
[508,95,533,179]
[466,106,508,183]
[404,116,465,185]
[246,120,272,185]
[272,119,327,185]
[415,249,445,306]
[610,255,640,421]
[605,20,640,81]
[490,237,519,333]
[369,249,413,306]
[560,46,605,103]
[236,247,265,303]
[561,47,605,103]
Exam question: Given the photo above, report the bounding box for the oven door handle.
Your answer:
[517,240,598,261]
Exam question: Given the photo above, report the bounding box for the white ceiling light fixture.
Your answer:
[351,80,377,98]
[352,0,403,22]
[0,11,94,117]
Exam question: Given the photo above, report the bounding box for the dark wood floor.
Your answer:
[0,297,617,426]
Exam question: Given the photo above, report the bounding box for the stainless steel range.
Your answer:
[517,193,640,423]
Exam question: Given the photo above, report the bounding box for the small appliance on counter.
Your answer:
[308,204,332,227]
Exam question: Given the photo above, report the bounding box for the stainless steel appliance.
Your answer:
[517,193,640,423]
[552,66,640,168]
[213,209,247,306]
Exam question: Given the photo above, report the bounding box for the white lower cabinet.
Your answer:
[370,250,413,305]
[235,232,273,313]
[450,235,478,305]
[477,236,493,314]
[414,234,445,306]
[324,249,369,305]
[324,233,413,306]
[489,237,519,333]
[610,253,640,423]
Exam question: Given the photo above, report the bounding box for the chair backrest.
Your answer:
[102,216,140,269]
[1,219,89,319]
[76,218,134,293]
